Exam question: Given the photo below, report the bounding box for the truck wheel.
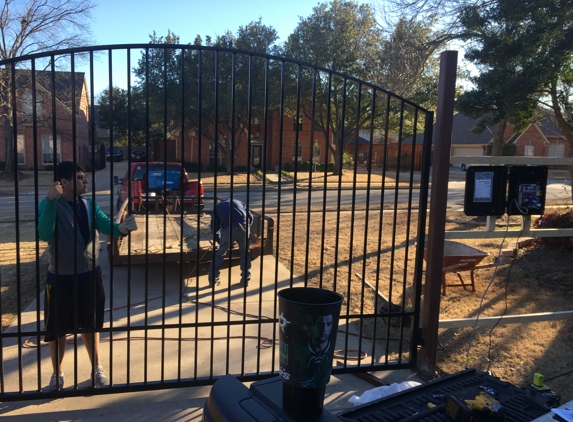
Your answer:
[461,164,467,171]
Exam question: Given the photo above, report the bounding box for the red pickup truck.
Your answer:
[116,162,204,213]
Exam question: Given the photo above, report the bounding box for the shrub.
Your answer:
[233,165,248,172]
[281,170,294,180]
[486,144,517,156]
[386,153,409,170]
[283,162,294,172]
[342,152,354,167]
[314,162,335,172]
[184,162,202,173]
[533,208,573,250]
[205,164,226,173]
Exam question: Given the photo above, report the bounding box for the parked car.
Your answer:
[106,147,123,162]
[116,162,204,213]
[131,150,147,161]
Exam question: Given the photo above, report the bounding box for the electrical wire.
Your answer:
[486,225,524,372]
[464,202,517,369]
[545,369,573,382]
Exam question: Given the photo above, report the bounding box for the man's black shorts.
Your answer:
[43,275,105,342]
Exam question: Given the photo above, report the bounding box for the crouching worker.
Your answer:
[209,199,253,287]
[38,161,138,391]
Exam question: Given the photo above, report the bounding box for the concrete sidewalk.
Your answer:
[0,237,422,421]
[0,370,422,421]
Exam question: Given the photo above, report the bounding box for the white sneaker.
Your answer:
[48,372,65,391]
[93,365,110,387]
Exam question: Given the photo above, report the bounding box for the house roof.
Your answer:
[345,131,370,145]
[506,132,521,144]
[507,117,565,145]
[0,69,86,114]
[402,113,494,145]
[536,118,564,138]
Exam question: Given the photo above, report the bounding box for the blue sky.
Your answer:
[90,0,317,46]
[83,0,320,95]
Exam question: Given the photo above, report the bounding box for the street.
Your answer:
[0,162,571,218]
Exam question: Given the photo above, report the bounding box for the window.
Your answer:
[209,141,222,166]
[313,142,321,160]
[524,144,535,157]
[548,143,565,157]
[293,117,303,131]
[17,135,25,165]
[42,135,61,164]
[293,143,303,163]
[21,90,41,122]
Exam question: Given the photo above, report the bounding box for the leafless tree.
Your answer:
[0,0,95,179]
[374,0,492,41]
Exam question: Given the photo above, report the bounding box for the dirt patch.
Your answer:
[0,223,49,329]
[0,170,57,195]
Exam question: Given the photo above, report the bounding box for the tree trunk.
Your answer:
[332,146,343,175]
[491,121,507,156]
[224,149,233,175]
[568,165,573,204]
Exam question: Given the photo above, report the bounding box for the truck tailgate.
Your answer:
[116,214,213,265]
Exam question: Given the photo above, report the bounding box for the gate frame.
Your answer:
[0,43,435,401]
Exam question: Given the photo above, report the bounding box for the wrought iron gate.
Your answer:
[0,44,432,400]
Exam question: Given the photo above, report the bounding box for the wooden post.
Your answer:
[418,51,458,377]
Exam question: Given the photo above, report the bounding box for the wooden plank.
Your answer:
[355,273,390,305]
[112,211,269,265]
[445,228,573,239]
[117,214,215,262]
[449,156,573,165]
[439,310,573,329]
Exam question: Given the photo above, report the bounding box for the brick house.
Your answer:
[404,113,573,169]
[157,111,426,171]
[508,118,572,160]
[153,111,335,170]
[0,70,90,169]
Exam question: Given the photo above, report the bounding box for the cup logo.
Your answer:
[278,288,343,389]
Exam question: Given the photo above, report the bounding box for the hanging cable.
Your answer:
[465,200,525,369]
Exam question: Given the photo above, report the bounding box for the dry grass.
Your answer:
[196,172,262,186]
[276,210,573,402]
[0,223,49,329]
[191,168,407,188]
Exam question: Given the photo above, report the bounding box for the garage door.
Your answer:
[453,146,484,157]
[452,146,484,169]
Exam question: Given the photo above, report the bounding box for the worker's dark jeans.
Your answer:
[209,225,251,286]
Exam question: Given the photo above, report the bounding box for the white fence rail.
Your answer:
[439,310,573,329]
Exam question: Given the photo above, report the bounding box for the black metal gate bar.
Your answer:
[0,44,432,401]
